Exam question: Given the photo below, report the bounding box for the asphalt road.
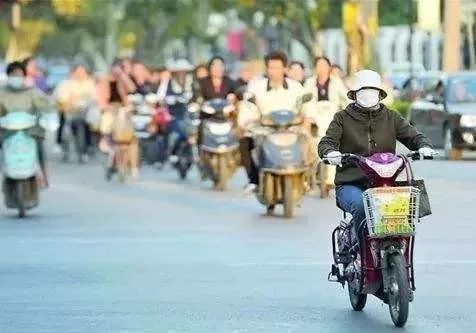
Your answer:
[0,154,475,332]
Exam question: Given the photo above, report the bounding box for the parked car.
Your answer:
[387,62,426,91]
[408,72,476,160]
[398,72,442,102]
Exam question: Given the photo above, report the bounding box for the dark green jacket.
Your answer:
[318,103,432,187]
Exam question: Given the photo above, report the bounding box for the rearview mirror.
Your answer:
[301,93,313,103]
[243,92,256,104]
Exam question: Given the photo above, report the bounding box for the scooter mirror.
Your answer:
[243,92,255,104]
[188,103,200,113]
[301,93,313,103]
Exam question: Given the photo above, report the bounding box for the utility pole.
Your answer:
[443,0,461,72]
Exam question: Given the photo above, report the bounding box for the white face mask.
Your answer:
[356,88,380,108]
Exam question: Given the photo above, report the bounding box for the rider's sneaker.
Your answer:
[169,155,179,164]
[131,168,139,180]
[105,167,114,181]
[79,154,89,164]
[242,183,257,195]
[52,145,63,155]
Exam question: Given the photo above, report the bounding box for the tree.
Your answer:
[214,0,331,62]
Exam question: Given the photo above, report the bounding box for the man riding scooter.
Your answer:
[238,51,315,194]
[0,61,54,187]
[163,59,196,178]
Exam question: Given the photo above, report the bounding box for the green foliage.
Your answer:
[379,0,417,26]
[390,100,412,119]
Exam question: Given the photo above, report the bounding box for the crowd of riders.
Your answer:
[0,51,434,191]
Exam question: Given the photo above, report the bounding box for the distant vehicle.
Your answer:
[398,72,442,102]
[46,65,70,92]
[387,62,426,91]
[409,72,476,160]
[0,61,6,88]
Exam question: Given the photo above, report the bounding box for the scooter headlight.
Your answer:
[267,133,298,146]
[460,115,476,128]
[202,105,215,114]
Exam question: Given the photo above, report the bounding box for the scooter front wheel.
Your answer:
[348,282,367,311]
[214,155,228,191]
[16,181,26,218]
[282,175,295,218]
[387,253,410,327]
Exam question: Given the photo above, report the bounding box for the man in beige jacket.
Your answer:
[237,51,314,193]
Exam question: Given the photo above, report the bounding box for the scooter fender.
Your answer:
[2,131,39,179]
[259,132,305,170]
[380,244,405,293]
[201,120,238,152]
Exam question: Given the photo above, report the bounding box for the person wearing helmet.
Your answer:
[318,69,435,244]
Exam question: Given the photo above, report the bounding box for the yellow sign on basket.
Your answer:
[369,187,414,236]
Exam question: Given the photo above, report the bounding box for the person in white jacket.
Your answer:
[237,51,314,193]
[303,56,350,196]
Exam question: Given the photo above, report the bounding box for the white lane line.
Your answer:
[226,260,476,267]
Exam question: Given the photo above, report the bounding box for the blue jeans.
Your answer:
[336,185,366,242]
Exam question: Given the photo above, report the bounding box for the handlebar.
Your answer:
[322,151,435,165]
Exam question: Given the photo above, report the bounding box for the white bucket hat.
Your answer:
[347,69,387,100]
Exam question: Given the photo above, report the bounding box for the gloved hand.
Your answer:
[165,95,177,105]
[324,151,342,166]
[418,146,437,158]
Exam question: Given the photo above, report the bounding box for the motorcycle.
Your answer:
[253,93,312,218]
[129,93,161,165]
[325,151,433,327]
[61,100,91,164]
[0,111,58,218]
[110,105,138,182]
[308,100,339,198]
[165,93,195,180]
[199,99,240,191]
